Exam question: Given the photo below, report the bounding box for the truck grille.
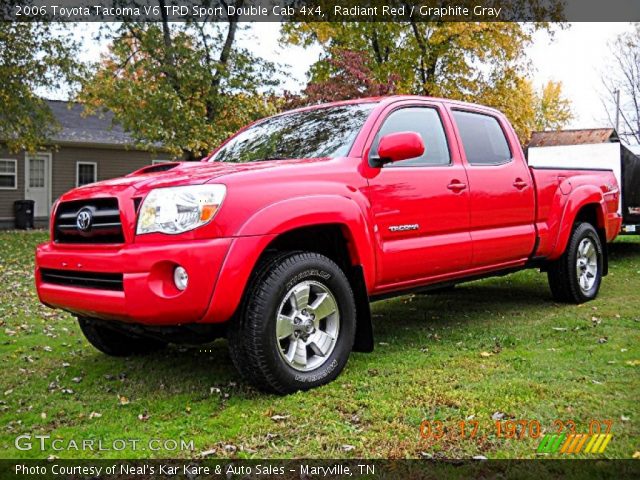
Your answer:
[40,269,124,291]
[54,198,124,244]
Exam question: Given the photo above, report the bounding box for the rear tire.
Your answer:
[228,251,356,394]
[78,317,166,356]
[547,222,603,304]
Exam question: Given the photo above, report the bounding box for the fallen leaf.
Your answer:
[626,360,640,366]
[342,444,356,452]
[633,451,640,459]
[71,377,82,383]
[491,411,506,421]
[597,337,608,344]
[473,455,488,460]
[480,351,494,358]
[621,415,630,422]
[552,327,568,331]
[138,412,150,422]
[224,444,237,453]
[40,412,46,419]
[118,395,129,406]
[270,414,290,422]
[89,412,102,419]
[200,449,216,457]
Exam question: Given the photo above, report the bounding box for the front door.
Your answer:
[366,104,472,287]
[25,153,51,218]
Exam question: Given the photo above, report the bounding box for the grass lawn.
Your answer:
[0,231,638,460]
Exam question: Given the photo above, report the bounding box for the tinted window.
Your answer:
[212,104,375,163]
[453,111,511,165]
[371,107,450,167]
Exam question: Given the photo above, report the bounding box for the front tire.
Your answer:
[228,252,356,394]
[547,222,603,304]
[78,317,166,356]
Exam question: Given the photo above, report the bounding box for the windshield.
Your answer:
[211,103,376,163]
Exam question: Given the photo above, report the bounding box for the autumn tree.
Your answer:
[282,14,565,142]
[79,1,278,159]
[0,21,80,152]
[286,48,399,107]
[602,24,640,144]
[534,80,573,132]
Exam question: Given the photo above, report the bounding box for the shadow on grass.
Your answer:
[371,277,552,332]
[69,248,636,397]
[609,239,640,260]
[70,277,557,397]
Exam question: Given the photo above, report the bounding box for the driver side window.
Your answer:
[371,107,451,167]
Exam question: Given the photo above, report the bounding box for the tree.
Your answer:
[281,15,566,142]
[285,48,399,107]
[0,22,80,152]
[79,1,278,159]
[534,80,573,132]
[602,24,640,144]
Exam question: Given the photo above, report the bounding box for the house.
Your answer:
[0,100,177,228]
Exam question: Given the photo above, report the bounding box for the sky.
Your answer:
[66,22,635,130]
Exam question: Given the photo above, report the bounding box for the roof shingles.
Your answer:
[46,100,136,147]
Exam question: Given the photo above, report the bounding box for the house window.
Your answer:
[0,159,17,189]
[76,162,97,187]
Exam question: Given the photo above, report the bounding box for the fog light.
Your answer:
[173,266,188,291]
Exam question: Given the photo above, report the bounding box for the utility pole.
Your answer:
[614,89,620,132]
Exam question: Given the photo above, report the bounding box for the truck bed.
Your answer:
[530,166,621,259]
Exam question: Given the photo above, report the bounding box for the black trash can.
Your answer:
[14,200,35,230]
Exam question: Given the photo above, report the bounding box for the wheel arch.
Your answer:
[550,186,607,257]
[202,197,376,352]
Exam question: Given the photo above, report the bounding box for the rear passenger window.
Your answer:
[371,107,450,167]
[452,111,511,165]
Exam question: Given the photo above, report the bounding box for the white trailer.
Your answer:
[527,129,640,234]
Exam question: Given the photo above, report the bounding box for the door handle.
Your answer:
[513,179,528,190]
[447,181,467,192]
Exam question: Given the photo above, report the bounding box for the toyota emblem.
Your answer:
[76,208,93,232]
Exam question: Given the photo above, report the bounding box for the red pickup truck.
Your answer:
[35,97,622,393]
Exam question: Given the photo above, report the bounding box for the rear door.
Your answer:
[449,109,536,268]
[366,102,472,286]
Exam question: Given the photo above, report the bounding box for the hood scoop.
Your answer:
[129,162,181,176]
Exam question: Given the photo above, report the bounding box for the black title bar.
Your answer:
[1,0,639,22]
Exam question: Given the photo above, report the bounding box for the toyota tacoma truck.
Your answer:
[35,96,622,394]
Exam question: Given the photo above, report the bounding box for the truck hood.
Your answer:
[78,158,328,192]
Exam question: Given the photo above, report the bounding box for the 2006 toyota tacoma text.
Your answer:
[35,97,622,393]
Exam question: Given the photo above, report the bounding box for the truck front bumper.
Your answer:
[35,238,232,325]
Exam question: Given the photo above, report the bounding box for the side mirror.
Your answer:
[373,132,425,167]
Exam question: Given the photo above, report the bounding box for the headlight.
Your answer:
[137,185,226,235]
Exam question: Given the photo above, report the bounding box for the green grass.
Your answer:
[0,231,638,459]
